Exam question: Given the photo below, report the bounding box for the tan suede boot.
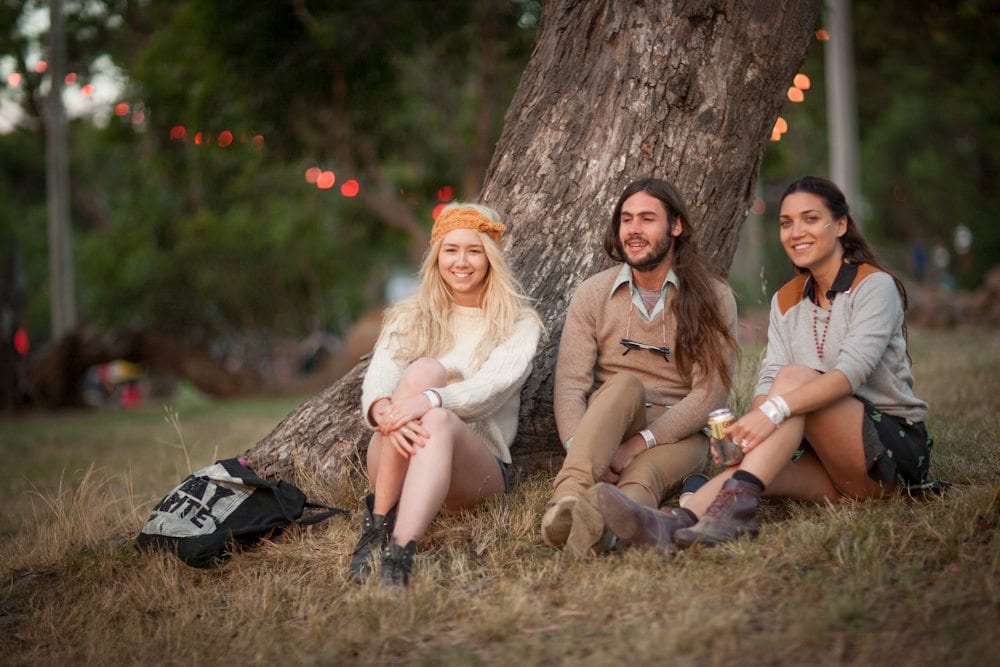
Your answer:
[541,496,577,547]
[565,485,614,559]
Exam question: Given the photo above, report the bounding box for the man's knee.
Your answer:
[589,371,645,406]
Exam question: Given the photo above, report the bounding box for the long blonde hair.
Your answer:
[379,203,543,370]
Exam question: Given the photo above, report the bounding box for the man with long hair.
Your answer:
[541,177,738,557]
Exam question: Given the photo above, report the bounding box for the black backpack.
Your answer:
[136,458,347,568]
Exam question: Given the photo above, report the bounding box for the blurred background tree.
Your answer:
[754,0,997,294]
[1,0,996,377]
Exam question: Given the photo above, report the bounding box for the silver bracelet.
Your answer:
[758,399,785,426]
[771,395,791,419]
[639,428,657,450]
[423,389,442,408]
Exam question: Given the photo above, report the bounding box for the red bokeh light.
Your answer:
[436,186,453,202]
[35,61,47,73]
[6,72,21,87]
[64,72,77,85]
[169,125,186,140]
[432,203,447,219]
[194,132,203,145]
[252,135,264,146]
[305,167,321,183]
[13,327,30,357]
[341,179,360,197]
[816,28,830,41]
[81,83,93,96]
[217,130,233,147]
[317,171,336,190]
[114,102,130,117]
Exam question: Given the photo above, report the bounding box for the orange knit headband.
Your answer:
[430,207,507,247]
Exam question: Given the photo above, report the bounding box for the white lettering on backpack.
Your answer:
[143,463,253,538]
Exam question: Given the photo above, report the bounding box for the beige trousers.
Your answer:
[553,372,707,508]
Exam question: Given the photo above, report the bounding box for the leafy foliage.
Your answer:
[762,0,998,289]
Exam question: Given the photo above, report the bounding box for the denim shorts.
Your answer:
[496,458,511,494]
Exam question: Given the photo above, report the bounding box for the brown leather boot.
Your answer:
[595,483,696,555]
[673,478,761,547]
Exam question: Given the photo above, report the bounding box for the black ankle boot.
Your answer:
[348,494,396,582]
[379,540,417,588]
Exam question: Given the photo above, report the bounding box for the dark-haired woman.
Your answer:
[595,176,933,552]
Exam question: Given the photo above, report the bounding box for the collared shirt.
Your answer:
[803,262,860,305]
[609,264,680,320]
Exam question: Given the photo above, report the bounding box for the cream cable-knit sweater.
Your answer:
[361,305,542,464]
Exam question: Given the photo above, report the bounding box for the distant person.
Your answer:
[596,176,934,552]
[541,177,738,557]
[352,203,543,588]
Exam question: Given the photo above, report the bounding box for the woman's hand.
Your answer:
[387,419,430,458]
[725,409,778,455]
[381,394,433,433]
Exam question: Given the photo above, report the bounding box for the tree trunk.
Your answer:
[247,0,820,480]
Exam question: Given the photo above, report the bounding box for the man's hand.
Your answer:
[609,434,648,476]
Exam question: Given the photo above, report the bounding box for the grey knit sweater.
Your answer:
[754,264,927,421]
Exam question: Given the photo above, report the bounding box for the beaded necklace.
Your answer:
[811,293,835,361]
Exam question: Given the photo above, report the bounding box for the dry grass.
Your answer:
[1,325,998,666]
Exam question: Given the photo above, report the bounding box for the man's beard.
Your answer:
[625,234,674,272]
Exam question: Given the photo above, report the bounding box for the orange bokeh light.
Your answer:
[305,167,321,183]
[774,116,788,134]
[770,129,782,142]
[169,125,186,140]
[114,102,130,117]
[787,87,804,103]
[217,130,233,147]
[793,73,811,90]
[341,179,360,197]
[816,28,830,41]
[317,171,336,190]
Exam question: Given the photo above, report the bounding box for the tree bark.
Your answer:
[247,0,820,480]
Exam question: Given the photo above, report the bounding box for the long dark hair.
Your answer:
[780,176,908,311]
[604,178,737,389]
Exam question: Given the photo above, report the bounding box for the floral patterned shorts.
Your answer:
[858,398,933,486]
[795,397,933,488]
